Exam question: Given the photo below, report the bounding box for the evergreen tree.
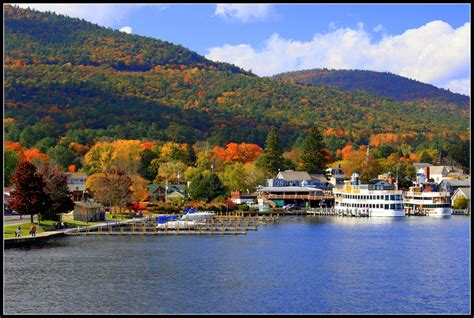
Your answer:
[259,128,285,175]
[300,126,329,174]
[187,172,225,202]
[10,161,51,223]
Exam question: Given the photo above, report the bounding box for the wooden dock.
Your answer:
[452,209,470,215]
[306,208,369,217]
[65,214,280,236]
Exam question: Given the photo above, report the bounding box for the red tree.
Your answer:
[10,161,50,223]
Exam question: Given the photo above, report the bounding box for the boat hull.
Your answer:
[428,207,452,217]
[156,220,199,229]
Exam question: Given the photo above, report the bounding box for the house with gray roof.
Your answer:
[439,178,470,196]
[427,165,465,183]
[265,170,332,189]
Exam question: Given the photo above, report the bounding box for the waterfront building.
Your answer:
[257,186,331,208]
[451,188,471,210]
[413,163,433,182]
[438,178,470,196]
[427,165,465,183]
[73,201,104,222]
[325,167,346,188]
[3,187,15,207]
[403,182,452,216]
[333,173,404,217]
[65,172,88,201]
[147,184,187,202]
[265,170,332,190]
[230,191,257,204]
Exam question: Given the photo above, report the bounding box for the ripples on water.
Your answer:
[4,216,470,314]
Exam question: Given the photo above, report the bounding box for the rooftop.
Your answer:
[277,170,312,181]
[258,186,323,193]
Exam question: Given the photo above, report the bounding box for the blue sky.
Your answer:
[15,4,471,95]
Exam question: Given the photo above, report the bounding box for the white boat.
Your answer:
[180,208,215,222]
[156,208,215,230]
[403,182,452,217]
[156,220,199,230]
[333,173,405,217]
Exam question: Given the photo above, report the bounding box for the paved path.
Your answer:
[4,218,139,248]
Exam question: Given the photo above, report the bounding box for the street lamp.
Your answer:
[211,164,214,173]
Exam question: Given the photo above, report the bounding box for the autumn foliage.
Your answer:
[212,143,263,164]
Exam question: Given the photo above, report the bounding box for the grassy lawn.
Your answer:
[4,222,46,238]
[4,219,101,238]
[105,212,136,220]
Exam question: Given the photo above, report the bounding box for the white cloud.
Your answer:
[119,26,132,34]
[206,20,470,95]
[444,78,470,96]
[373,24,384,32]
[214,4,273,22]
[14,3,141,27]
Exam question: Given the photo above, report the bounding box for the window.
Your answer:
[384,204,389,209]
[390,204,395,210]
[390,195,395,201]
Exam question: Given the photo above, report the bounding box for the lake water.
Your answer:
[3,216,471,314]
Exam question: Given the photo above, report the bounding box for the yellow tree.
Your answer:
[130,175,150,202]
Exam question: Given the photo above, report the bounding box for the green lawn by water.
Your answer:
[3,220,101,238]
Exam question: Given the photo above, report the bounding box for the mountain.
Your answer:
[4,5,469,154]
[272,69,469,108]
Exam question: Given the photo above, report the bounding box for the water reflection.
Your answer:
[4,216,470,314]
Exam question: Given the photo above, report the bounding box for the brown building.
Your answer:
[73,202,104,222]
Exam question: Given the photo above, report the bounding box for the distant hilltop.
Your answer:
[272,69,469,109]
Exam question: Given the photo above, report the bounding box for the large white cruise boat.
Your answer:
[403,182,452,217]
[334,173,405,217]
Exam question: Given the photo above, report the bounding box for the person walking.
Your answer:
[15,225,22,238]
[30,225,37,237]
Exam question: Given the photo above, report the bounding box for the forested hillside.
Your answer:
[272,69,469,108]
[4,5,470,157]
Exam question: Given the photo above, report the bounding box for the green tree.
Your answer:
[300,126,329,174]
[258,128,285,175]
[4,148,19,186]
[187,172,226,202]
[47,144,76,169]
[446,140,469,172]
[220,162,248,192]
[138,147,160,181]
[453,196,468,209]
[155,160,188,184]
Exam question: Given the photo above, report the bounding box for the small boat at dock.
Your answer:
[156,208,215,229]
